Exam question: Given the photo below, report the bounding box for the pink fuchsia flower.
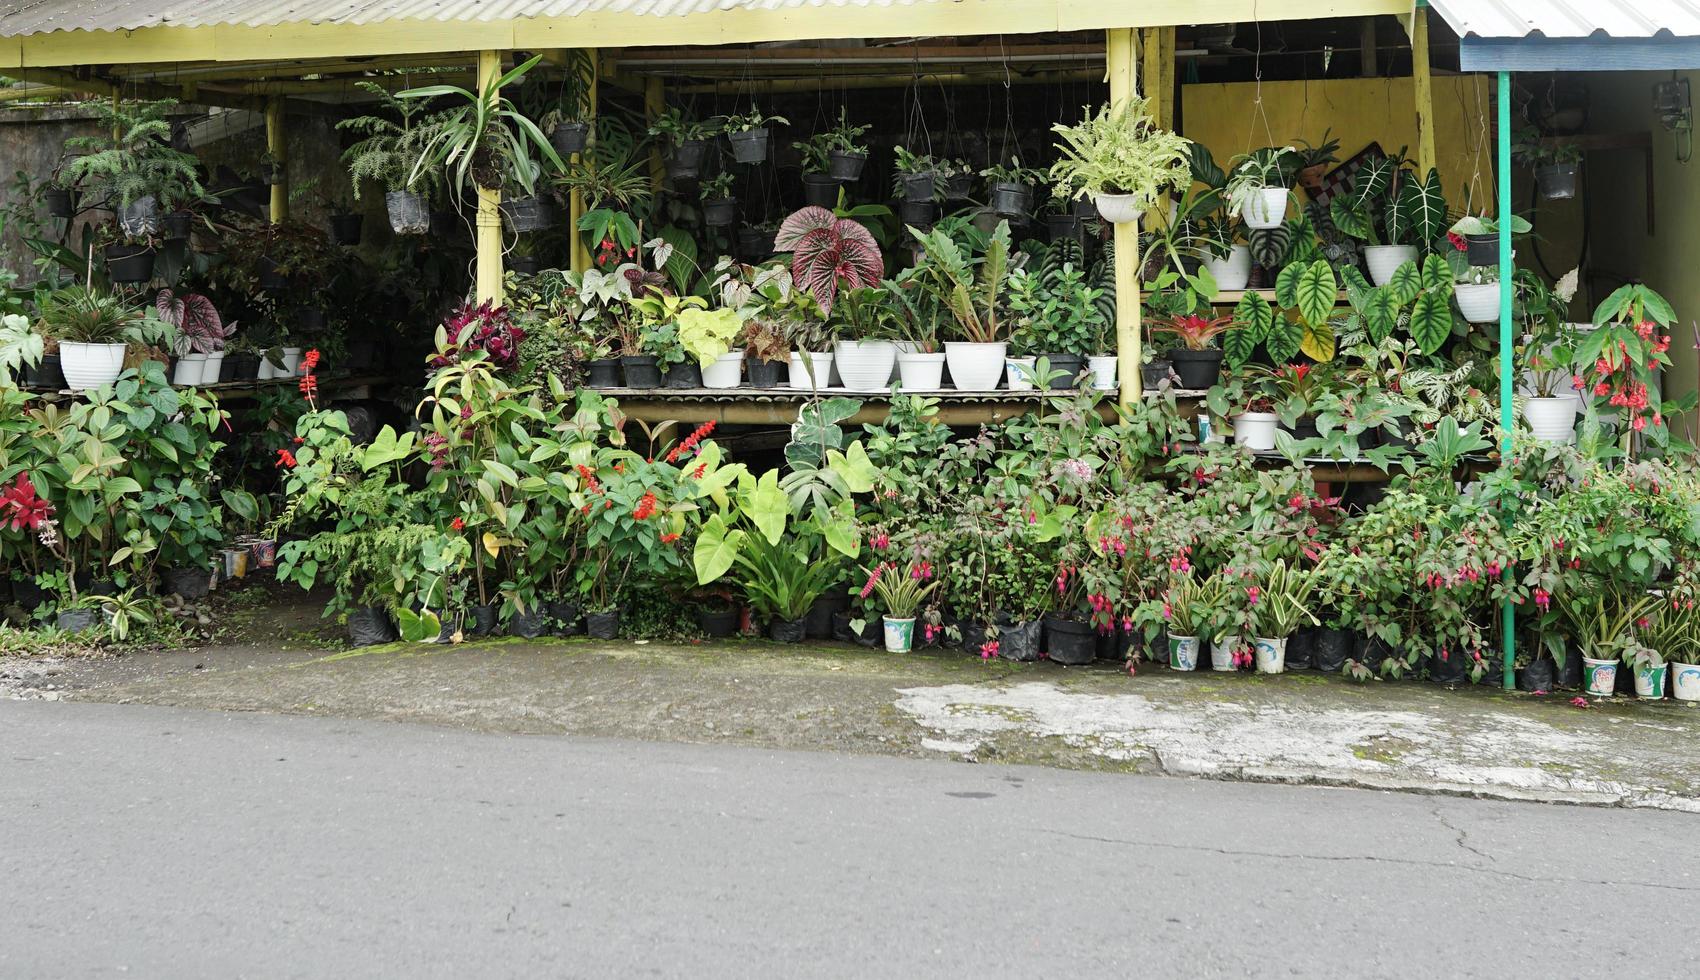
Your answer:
[871,533,890,551]
[1570,696,1590,708]
[979,640,999,660]
[1246,586,1261,606]
[911,561,933,581]
[1534,588,1551,612]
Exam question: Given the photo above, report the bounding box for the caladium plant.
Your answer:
[774,206,882,317]
[156,289,236,354]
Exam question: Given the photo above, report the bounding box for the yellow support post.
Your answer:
[475,50,504,304]
[645,76,666,192]
[265,96,286,224]
[570,50,600,273]
[1107,28,1141,407]
[1408,8,1436,176]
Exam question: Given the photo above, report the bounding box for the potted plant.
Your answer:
[1293,130,1341,192]
[736,535,840,643]
[1558,588,1662,697]
[893,145,939,203]
[1251,559,1320,674]
[1046,99,1191,225]
[61,99,205,283]
[539,50,595,156]
[907,220,1017,391]
[648,107,721,182]
[880,277,946,391]
[831,287,899,393]
[1648,603,1700,702]
[700,172,737,227]
[1516,130,1583,200]
[857,559,941,654]
[1452,262,1501,324]
[725,106,788,165]
[938,158,975,200]
[980,158,1042,217]
[1447,212,1533,266]
[499,154,557,233]
[817,108,871,182]
[156,289,236,385]
[39,287,175,390]
[1224,146,1296,231]
[776,205,884,387]
[794,133,843,208]
[632,293,711,388]
[1162,571,1206,670]
[1207,372,1279,452]
[680,305,747,389]
[1517,271,1583,443]
[338,81,437,234]
[738,221,779,258]
[1329,153,1448,285]
[1149,312,1236,389]
[1006,254,1105,389]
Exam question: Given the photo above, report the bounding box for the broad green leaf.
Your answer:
[1226,292,1271,368]
[827,440,879,494]
[1300,320,1336,362]
[1396,168,1448,247]
[1275,262,1304,310]
[395,608,442,644]
[1410,290,1452,354]
[1419,253,1451,293]
[823,519,860,558]
[1295,260,1337,327]
[692,514,746,585]
[1363,289,1399,344]
[1265,310,1305,365]
[1329,197,1373,239]
[749,470,788,544]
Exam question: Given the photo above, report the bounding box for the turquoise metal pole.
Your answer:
[1497,70,1516,690]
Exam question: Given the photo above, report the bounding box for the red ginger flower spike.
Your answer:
[0,473,53,530]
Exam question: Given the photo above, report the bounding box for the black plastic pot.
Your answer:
[13,577,48,611]
[806,594,846,639]
[1043,616,1096,666]
[466,603,500,638]
[162,210,193,242]
[702,197,737,227]
[663,363,702,388]
[347,605,397,647]
[1465,233,1498,266]
[44,187,74,219]
[826,150,867,182]
[587,358,622,387]
[585,609,621,640]
[1074,196,1099,221]
[668,139,710,181]
[551,121,589,157]
[729,128,770,164]
[900,172,935,203]
[746,357,786,388]
[1313,628,1353,673]
[769,617,807,643]
[330,213,363,246]
[103,243,156,284]
[501,196,555,233]
[621,355,661,389]
[989,181,1032,216]
[944,173,974,200]
[22,353,64,390]
[898,200,935,228]
[998,620,1042,662]
[1286,627,1317,670]
[1168,349,1223,390]
[256,255,287,291]
[1045,214,1084,245]
[509,256,542,276]
[1535,162,1579,200]
[1141,358,1173,389]
[57,608,100,633]
[802,174,839,209]
[164,565,210,600]
[1041,353,1085,390]
[225,354,258,382]
[830,611,880,647]
[547,600,581,635]
[738,227,776,258]
[1427,647,1467,686]
[697,607,739,638]
[510,607,550,639]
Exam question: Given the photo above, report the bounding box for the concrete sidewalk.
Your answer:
[8,635,1700,811]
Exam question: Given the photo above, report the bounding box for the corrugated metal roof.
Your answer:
[1430,0,1700,40]
[0,0,934,37]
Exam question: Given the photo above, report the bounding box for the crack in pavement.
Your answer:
[1037,828,1700,894]
[1431,804,1495,863]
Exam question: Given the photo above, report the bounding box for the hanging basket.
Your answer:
[989,181,1032,217]
[103,243,155,284]
[162,210,193,242]
[899,172,936,203]
[44,187,74,219]
[667,139,710,181]
[802,174,839,209]
[702,197,737,227]
[385,190,430,235]
[899,199,935,228]
[501,195,556,233]
[737,227,776,258]
[729,129,770,165]
[1535,162,1579,200]
[827,150,867,182]
[550,121,589,157]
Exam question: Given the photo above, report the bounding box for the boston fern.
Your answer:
[60,98,203,210]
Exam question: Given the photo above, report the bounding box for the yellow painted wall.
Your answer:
[1181,75,1495,209]
[1582,70,1700,442]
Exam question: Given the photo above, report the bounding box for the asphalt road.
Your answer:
[4,701,1698,979]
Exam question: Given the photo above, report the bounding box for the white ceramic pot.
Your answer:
[834,339,897,392]
[257,356,277,380]
[173,353,207,386]
[1093,192,1144,225]
[1364,245,1417,286]
[1254,636,1288,674]
[787,351,834,390]
[1005,356,1038,391]
[1210,634,1241,672]
[883,616,916,654]
[1671,661,1700,702]
[896,350,945,391]
[1203,244,1252,291]
[943,341,1007,392]
[281,346,303,376]
[1634,662,1668,700]
[1242,187,1289,230]
[59,341,127,391]
[1524,396,1579,443]
[1167,634,1200,671]
[200,352,226,385]
[1582,656,1618,697]
[1455,282,1502,324]
[1233,411,1278,452]
[1087,355,1117,391]
[701,350,744,389]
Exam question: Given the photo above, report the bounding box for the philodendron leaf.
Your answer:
[1363,289,1398,344]
[1420,252,1452,294]
[1275,262,1304,310]
[749,470,788,544]
[1226,292,1271,368]
[1295,260,1337,327]
[1410,290,1452,354]
[1300,319,1337,362]
[395,608,442,644]
[1265,309,1305,365]
[1386,261,1422,307]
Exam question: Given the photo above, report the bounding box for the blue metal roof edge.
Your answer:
[1461,35,1700,72]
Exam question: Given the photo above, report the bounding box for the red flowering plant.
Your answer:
[1577,283,1696,453]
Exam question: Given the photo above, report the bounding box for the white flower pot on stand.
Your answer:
[943,341,1007,392]
[1233,411,1278,452]
[1524,396,1578,443]
[702,350,744,389]
[59,341,128,391]
[1254,636,1288,674]
[280,346,303,376]
[787,351,834,390]
[173,353,207,386]
[1087,355,1117,391]
[1005,356,1038,391]
[1455,283,1501,323]
[1242,187,1289,230]
[1210,635,1241,672]
[1671,661,1700,701]
[1364,245,1417,286]
[1203,244,1251,290]
[200,352,226,384]
[833,339,897,392]
[1093,192,1144,225]
[896,350,945,391]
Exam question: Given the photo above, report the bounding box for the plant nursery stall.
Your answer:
[2,1,1700,704]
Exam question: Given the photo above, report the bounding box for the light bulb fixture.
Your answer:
[1653,78,1692,164]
